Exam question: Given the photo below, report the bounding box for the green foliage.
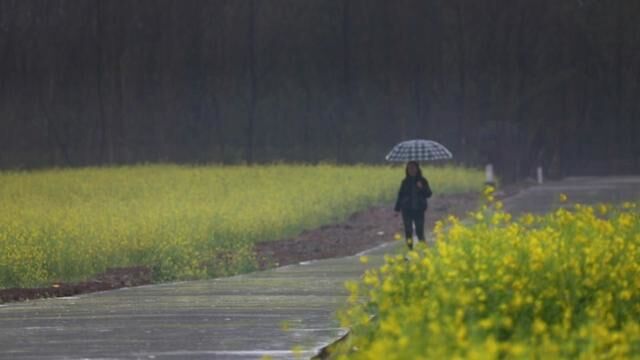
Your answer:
[0,164,483,288]
[338,196,640,359]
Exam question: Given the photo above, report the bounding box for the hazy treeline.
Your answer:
[1,0,639,179]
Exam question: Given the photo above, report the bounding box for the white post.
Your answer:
[485,164,495,185]
[537,166,544,184]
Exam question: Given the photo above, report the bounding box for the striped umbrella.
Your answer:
[385,139,453,162]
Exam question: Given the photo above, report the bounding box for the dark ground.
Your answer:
[0,190,502,304]
[254,192,481,269]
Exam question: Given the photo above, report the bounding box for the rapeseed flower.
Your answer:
[0,164,485,288]
[338,201,640,359]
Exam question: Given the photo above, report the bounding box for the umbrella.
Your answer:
[385,139,453,162]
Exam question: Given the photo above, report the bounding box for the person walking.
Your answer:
[394,161,432,250]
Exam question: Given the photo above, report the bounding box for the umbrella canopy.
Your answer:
[385,139,453,162]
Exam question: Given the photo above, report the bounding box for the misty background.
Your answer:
[1,0,639,181]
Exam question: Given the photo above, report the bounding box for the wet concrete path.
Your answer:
[1,176,638,359]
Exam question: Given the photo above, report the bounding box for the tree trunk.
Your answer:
[95,0,109,164]
[246,0,257,165]
[455,1,467,163]
[337,0,352,163]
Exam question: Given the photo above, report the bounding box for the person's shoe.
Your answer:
[406,238,413,250]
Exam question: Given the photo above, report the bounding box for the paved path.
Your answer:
[503,176,640,215]
[1,176,638,360]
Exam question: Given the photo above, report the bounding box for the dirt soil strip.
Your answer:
[1,191,485,304]
[254,192,480,269]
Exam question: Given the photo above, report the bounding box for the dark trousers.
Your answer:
[402,209,425,241]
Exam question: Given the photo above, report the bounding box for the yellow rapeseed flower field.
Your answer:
[0,164,483,288]
[338,192,640,359]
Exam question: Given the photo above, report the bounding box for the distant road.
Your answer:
[504,176,640,215]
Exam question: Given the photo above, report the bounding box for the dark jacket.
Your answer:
[394,176,432,212]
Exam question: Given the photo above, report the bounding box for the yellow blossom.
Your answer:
[336,201,640,359]
[533,318,547,335]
